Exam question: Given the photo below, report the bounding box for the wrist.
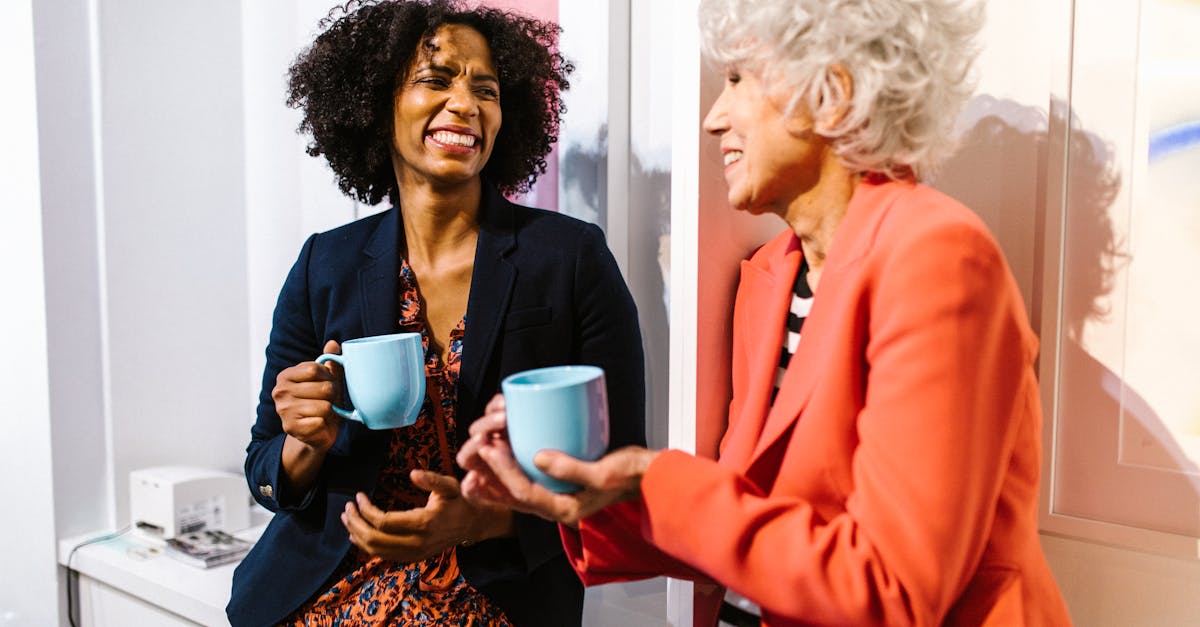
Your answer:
[471,505,515,543]
[280,436,329,494]
[626,447,661,497]
[637,448,661,476]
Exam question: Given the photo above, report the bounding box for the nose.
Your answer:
[446,81,479,118]
[702,85,730,136]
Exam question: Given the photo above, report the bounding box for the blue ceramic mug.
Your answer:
[316,333,425,430]
[501,365,609,493]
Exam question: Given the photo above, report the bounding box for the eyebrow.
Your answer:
[419,63,499,85]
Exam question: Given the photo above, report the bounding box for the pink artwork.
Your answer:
[477,0,561,211]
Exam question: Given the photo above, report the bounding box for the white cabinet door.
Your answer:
[79,577,206,627]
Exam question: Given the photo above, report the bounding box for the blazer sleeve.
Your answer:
[631,221,1035,625]
[244,234,353,513]
[562,501,713,585]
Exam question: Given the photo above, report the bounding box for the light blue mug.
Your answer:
[316,332,425,430]
[501,365,609,493]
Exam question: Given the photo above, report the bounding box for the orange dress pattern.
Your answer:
[285,259,511,626]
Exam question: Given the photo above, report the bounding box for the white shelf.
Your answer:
[59,518,268,627]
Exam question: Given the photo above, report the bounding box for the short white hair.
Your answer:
[699,0,984,181]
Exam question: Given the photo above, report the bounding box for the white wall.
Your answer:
[241,0,358,410]
[241,0,310,411]
[1042,534,1200,626]
[25,1,271,622]
[0,2,60,625]
[94,1,253,525]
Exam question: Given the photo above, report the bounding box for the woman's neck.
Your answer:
[396,178,482,268]
[784,160,862,273]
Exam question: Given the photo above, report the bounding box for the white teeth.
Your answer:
[431,130,476,147]
[724,150,743,166]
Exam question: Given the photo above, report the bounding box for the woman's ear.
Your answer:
[817,63,854,130]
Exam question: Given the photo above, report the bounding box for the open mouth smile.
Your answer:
[429,130,478,147]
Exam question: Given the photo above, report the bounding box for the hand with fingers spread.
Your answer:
[341,469,514,563]
[458,394,660,527]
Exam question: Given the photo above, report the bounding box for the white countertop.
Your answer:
[58,514,270,627]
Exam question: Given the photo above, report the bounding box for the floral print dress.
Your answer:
[284,259,511,627]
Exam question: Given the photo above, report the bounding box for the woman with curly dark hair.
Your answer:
[226,2,645,625]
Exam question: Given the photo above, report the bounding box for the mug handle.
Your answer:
[315,353,360,423]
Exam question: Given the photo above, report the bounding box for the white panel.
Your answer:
[98,1,252,526]
[32,0,114,539]
[242,1,355,414]
[1011,0,1200,622]
[557,0,609,226]
[666,0,700,623]
[583,581,669,626]
[242,1,306,411]
[0,2,60,625]
[1122,0,1200,475]
[1043,0,1200,556]
[80,578,201,627]
[606,0,631,274]
[628,0,674,452]
[1042,534,1200,627]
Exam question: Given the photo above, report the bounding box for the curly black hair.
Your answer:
[287,0,573,204]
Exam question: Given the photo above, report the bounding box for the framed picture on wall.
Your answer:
[1040,0,1200,559]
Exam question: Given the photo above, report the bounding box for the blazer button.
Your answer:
[259,484,274,498]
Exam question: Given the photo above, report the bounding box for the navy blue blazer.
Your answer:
[227,186,646,627]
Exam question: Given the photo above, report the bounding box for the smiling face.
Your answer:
[702,67,830,217]
[391,24,502,192]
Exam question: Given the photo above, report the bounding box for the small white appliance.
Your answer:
[129,466,251,541]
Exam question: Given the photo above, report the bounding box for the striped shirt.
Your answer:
[771,257,813,405]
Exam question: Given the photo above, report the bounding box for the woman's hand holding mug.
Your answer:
[458,393,659,527]
[274,339,346,453]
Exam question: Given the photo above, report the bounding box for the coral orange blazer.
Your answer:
[561,179,1072,626]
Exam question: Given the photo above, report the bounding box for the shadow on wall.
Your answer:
[940,95,1200,538]
[559,126,607,226]
[560,126,672,449]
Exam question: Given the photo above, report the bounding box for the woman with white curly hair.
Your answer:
[458,0,1072,624]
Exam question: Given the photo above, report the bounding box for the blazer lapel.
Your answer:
[745,177,907,466]
[460,187,517,405]
[719,235,802,470]
[358,207,402,337]
[746,291,825,465]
